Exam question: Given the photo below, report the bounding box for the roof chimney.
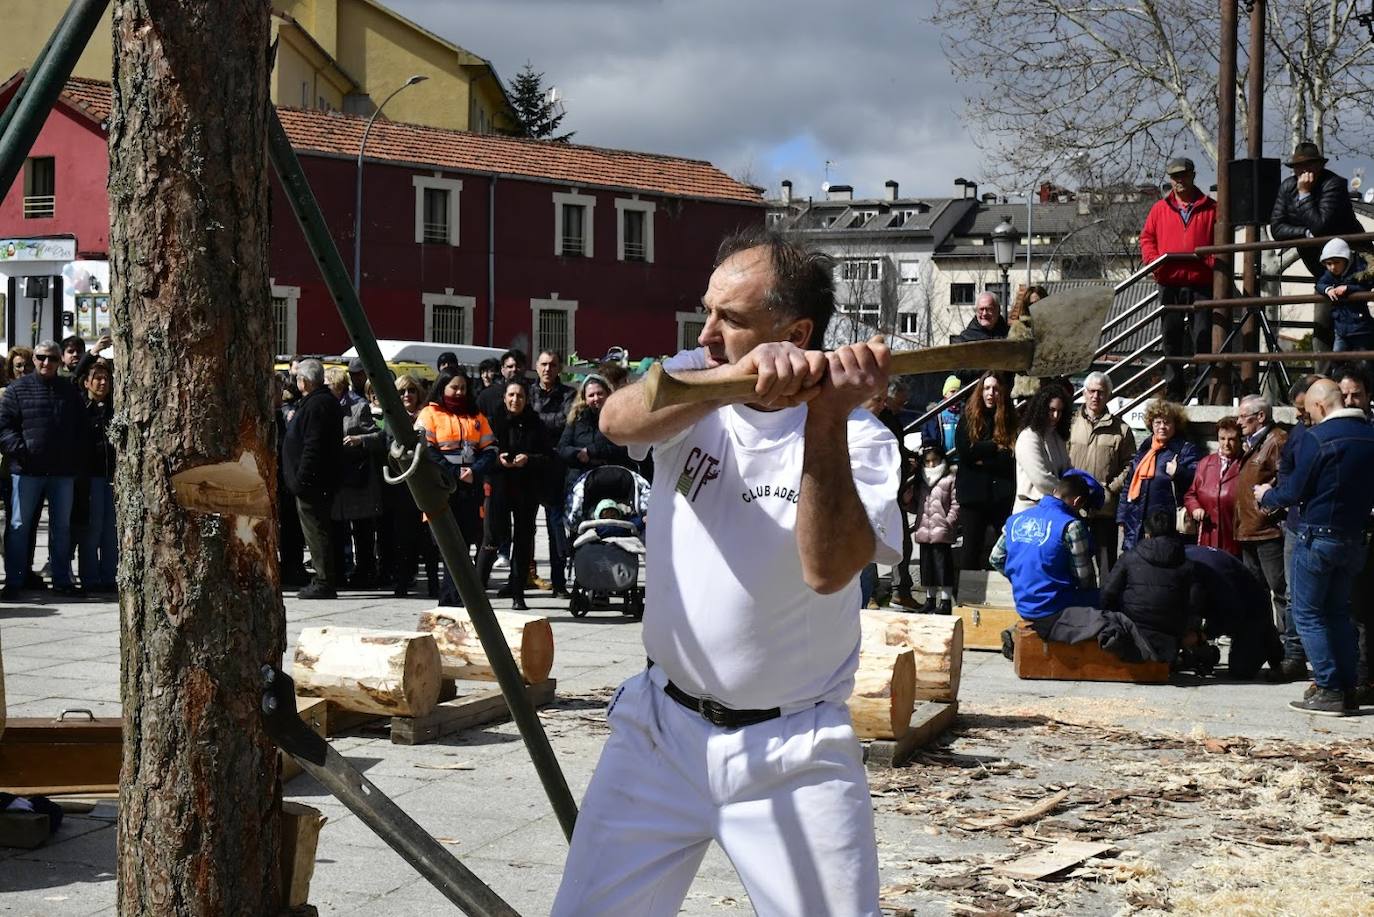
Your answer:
[826,184,853,202]
[781,179,792,203]
[884,180,899,202]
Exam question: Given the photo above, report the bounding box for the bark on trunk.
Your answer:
[110,3,282,914]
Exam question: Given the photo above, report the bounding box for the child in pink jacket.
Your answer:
[904,443,960,614]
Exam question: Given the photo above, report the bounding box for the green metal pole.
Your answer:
[0,2,77,146]
[265,110,579,842]
[0,0,107,200]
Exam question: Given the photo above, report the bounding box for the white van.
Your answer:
[340,340,508,369]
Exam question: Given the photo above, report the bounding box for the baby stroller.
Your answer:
[564,465,651,618]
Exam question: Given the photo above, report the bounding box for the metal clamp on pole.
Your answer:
[259,667,521,917]
[383,441,427,487]
[264,109,578,842]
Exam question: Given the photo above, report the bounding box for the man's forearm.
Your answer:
[797,410,874,594]
[599,372,728,446]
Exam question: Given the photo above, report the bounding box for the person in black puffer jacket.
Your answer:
[477,381,552,610]
[1101,510,1206,665]
[557,374,634,494]
[0,340,87,597]
[76,360,117,593]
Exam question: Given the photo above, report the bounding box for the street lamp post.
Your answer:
[991,216,1019,305]
[354,75,427,289]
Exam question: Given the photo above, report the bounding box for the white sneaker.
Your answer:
[492,555,510,570]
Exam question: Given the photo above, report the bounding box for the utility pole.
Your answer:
[110,2,284,913]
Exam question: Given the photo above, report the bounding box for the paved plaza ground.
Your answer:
[2,540,1372,916]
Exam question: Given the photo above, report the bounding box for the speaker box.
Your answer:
[1228,157,1282,226]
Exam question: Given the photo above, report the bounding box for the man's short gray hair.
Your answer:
[296,358,325,386]
[1083,371,1112,394]
[36,339,59,354]
[1239,394,1271,418]
[976,291,1000,309]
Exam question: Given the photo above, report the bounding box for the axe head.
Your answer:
[1019,286,1115,377]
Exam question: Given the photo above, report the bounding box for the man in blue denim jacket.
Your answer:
[1256,378,1374,715]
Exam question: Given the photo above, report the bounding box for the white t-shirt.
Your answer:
[641,348,903,711]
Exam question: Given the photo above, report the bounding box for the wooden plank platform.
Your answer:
[390,679,557,746]
[955,605,1021,651]
[862,701,958,769]
[1013,623,1170,684]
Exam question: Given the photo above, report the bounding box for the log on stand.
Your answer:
[846,646,916,740]
[859,610,963,703]
[293,627,442,718]
[417,609,554,684]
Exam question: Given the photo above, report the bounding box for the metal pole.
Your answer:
[0,2,76,146]
[1240,0,1266,390]
[354,76,426,288]
[1212,0,1239,404]
[1026,187,1034,289]
[267,111,579,842]
[0,0,107,201]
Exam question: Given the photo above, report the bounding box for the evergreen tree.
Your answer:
[510,62,574,142]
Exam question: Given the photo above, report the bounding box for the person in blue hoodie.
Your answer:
[1315,238,1374,356]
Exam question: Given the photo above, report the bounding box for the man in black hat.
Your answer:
[436,351,460,376]
[347,357,367,398]
[1271,141,1362,277]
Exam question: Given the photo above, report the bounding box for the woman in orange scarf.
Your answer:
[1118,399,1202,551]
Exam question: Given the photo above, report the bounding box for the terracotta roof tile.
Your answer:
[48,78,761,205]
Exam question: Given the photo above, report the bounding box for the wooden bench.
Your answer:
[1012,622,1170,684]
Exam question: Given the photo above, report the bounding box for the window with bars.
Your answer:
[23,157,54,219]
[623,209,647,261]
[271,296,289,355]
[561,204,587,257]
[950,283,976,305]
[430,302,467,344]
[536,308,572,357]
[422,188,450,244]
[679,317,705,351]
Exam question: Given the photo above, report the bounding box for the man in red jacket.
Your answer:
[1140,157,1217,401]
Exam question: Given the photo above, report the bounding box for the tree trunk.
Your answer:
[110,3,282,914]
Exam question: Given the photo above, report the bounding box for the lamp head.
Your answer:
[406,75,428,87]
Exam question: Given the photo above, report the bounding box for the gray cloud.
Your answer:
[388,0,977,199]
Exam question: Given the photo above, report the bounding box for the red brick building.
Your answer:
[0,74,763,360]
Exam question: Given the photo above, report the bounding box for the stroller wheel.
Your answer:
[569,592,591,618]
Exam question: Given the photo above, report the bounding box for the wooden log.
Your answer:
[293,627,442,718]
[859,610,963,703]
[279,801,327,908]
[416,609,554,685]
[847,646,916,740]
[862,700,958,769]
[1012,622,1170,684]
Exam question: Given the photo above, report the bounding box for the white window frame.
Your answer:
[269,280,300,356]
[531,296,578,357]
[898,260,921,284]
[413,174,463,246]
[675,310,706,352]
[614,197,656,263]
[422,289,476,344]
[839,259,881,282]
[552,191,595,258]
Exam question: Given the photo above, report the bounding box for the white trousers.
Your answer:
[552,669,880,917]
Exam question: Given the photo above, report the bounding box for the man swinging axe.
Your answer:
[551,226,903,916]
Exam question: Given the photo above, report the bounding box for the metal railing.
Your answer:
[22,194,54,218]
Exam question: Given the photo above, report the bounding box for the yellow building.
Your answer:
[0,0,518,134]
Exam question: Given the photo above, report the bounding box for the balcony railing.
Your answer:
[624,240,646,261]
[561,236,585,257]
[422,221,449,244]
[23,195,54,219]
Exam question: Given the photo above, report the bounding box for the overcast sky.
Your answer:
[389,0,983,201]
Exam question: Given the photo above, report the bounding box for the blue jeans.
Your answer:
[543,500,568,589]
[79,476,118,588]
[1282,528,1308,661]
[7,475,75,589]
[1288,528,1363,691]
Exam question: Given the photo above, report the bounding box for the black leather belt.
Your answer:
[662,680,781,728]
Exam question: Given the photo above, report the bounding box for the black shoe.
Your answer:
[297,583,337,600]
[392,584,410,598]
[919,596,936,614]
[1289,686,1353,716]
[511,597,529,611]
[938,598,953,616]
[1353,684,1374,707]
[1,585,20,600]
[496,584,514,599]
[1266,658,1309,683]
[347,570,378,590]
[53,584,83,598]
[24,571,46,591]
[550,586,569,599]
[1001,627,1016,661]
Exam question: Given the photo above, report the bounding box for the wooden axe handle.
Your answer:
[642,338,1034,411]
